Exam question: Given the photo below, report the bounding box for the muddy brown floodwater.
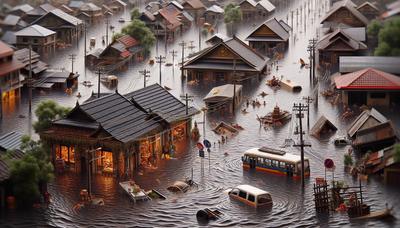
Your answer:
[1,0,399,227]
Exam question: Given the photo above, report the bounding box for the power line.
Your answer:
[155,55,166,85]
[95,67,104,98]
[180,93,194,115]
[169,49,177,65]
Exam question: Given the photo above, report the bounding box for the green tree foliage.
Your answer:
[224,4,242,35]
[130,8,141,21]
[33,100,70,134]
[121,19,156,53]
[343,153,353,167]
[394,144,400,163]
[367,19,382,38]
[374,17,400,56]
[9,136,54,207]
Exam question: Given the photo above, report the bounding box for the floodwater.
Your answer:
[1,0,400,227]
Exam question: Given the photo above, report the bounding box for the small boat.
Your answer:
[196,208,222,221]
[118,17,125,23]
[257,105,291,126]
[167,181,190,193]
[82,81,93,87]
[333,136,350,146]
[351,207,392,220]
[100,75,118,87]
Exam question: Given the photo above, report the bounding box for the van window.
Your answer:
[258,194,271,204]
[279,161,286,169]
[230,189,239,196]
[239,191,247,199]
[247,194,255,202]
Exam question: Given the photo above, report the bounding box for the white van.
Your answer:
[228,185,272,207]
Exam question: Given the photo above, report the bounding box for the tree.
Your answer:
[374,17,400,56]
[121,19,156,53]
[224,4,242,35]
[394,144,400,163]
[33,100,70,134]
[367,19,382,38]
[9,136,54,207]
[130,8,141,21]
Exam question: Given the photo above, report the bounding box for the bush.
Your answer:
[344,153,353,167]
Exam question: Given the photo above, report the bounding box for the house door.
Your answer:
[81,156,87,174]
[348,91,367,106]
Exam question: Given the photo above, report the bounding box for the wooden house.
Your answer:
[32,9,83,44]
[352,121,396,151]
[79,3,103,22]
[335,68,400,107]
[203,84,243,113]
[116,35,144,62]
[8,4,34,18]
[0,15,28,32]
[107,0,127,12]
[317,29,367,69]
[320,0,368,28]
[40,84,198,177]
[239,0,275,21]
[310,115,338,139]
[15,25,56,55]
[204,5,224,24]
[181,0,206,24]
[182,36,269,85]
[155,5,183,39]
[356,2,380,20]
[140,10,157,31]
[246,17,290,56]
[0,41,24,115]
[25,3,56,23]
[347,108,388,139]
[98,41,131,70]
[13,48,48,76]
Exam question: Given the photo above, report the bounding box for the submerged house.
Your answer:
[181,0,206,24]
[203,84,243,113]
[182,36,269,85]
[239,0,276,21]
[14,25,56,55]
[317,29,367,69]
[40,84,198,177]
[347,108,388,139]
[204,5,224,23]
[32,9,83,44]
[310,115,338,139]
[25,3,56,23]
[0,15,28,31]
[13,48,48,76]
[246,17,290,56]
[320,0,368,29]
[352,121,396,151]
[356,2,380,20]
[334,68,400,106]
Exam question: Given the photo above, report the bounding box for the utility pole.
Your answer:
[84,23,87,67]
[179,41,187,79]
[293,103,311,188]
[180,93,194,115]
[188,41,195,53]
[139,69,150,88]
[28,44,32,114]
[155,55,166,85]
[198,25,201,51]
[308,38,317,85]
[169,49,177,65]
[95,67,103,98]
[69,54,76,73]
[302,96,314,128]
[232,58,237,115]
[307,44,313,84]
[105,17,110,46]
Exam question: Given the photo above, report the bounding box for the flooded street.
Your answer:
[1,0,399,227]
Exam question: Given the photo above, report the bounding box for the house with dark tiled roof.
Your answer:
[183,36,269,85]
[181,0,206,23]
[246,17,291,56]
[0,14,28,31]
[15,25,56,54]
[321,0,369,28]
[204,4,224,23]
[335,68,400,106]
[25,3,56,23]
[32,9,83,44]
[317,29,367,69]
[40,84,198,177]
[239,0,275,21]
[356,2,380,20]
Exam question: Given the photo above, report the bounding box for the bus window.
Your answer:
[247,194,255,202]
[279,161,286,169]
[272,160,278,167]
[304,160,310,171]
[239,191,247,199]
[265,159,271,166]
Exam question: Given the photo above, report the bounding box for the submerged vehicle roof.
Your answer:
[235,185,270,196]
[244,147,308,163]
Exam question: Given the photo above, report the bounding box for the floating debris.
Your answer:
[257,105,291,127]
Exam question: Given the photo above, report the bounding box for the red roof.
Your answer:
[159,7,182,30]
[120,50,131,58]
[0,41,13,59]
[335,67,400,90]
[117,35,139,48]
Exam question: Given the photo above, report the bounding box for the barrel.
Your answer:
[6,196,16,209]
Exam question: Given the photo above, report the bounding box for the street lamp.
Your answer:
[87,147,102,198]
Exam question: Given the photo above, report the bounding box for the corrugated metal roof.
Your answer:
[1,15,21,26]
[353,121,396,147]
[10,4,34,13]
[15,24,56,37]
[69,1,85,9]
[80,3,101,12]
[1,31,16,45]
[124,83,199,123]
[339,56,400,74]
[257,0,276,12]
[33,9,83,26]
[0,131,23,151]
[347,108,388,138]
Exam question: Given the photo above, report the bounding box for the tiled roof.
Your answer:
[0,131,23,151]
[15,24,56,37]
[183,0,206,9]
[335,68,400,90]
[124,83,199,123]
[321,0,368,25]
[159,5,182,29]
[246,17,290,42]
[117,35,139,48]
[317,29,367,51]
[78,92,162,143]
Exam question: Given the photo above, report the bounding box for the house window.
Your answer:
[33,39,38,43]
[22,38,28,43]
[56,145,75,163]
[370,92,386,99]
[96,150,114,173]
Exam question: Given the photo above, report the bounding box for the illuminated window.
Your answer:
[96,151,113,173]
[55,145,75,163]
